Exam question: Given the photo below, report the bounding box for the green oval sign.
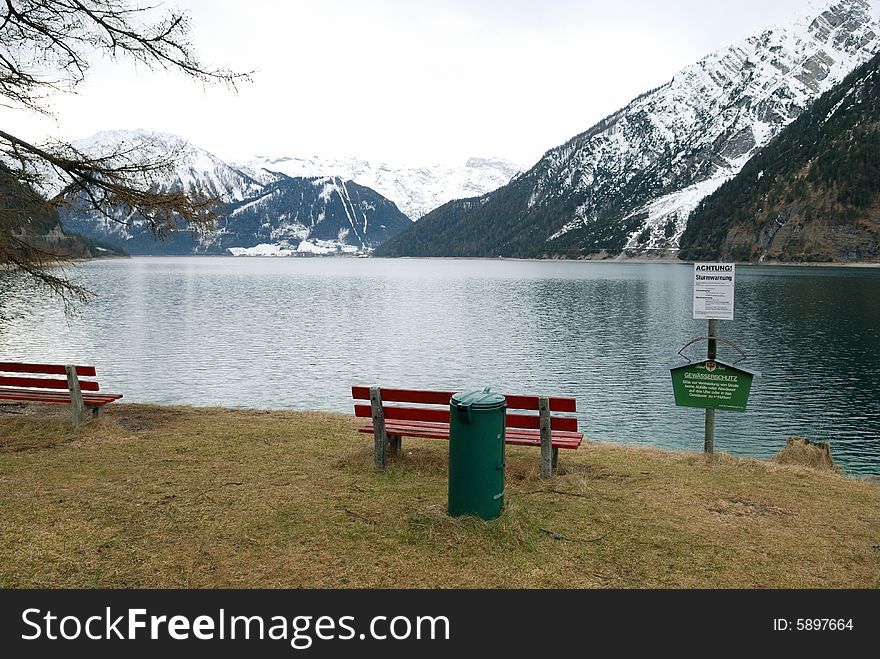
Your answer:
[670,359,759,412]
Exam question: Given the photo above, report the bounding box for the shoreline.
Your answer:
[4,400,875,480]
[2,398,877,479]
[109,253,880,269]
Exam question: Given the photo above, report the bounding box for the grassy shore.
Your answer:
[1,403,878,588]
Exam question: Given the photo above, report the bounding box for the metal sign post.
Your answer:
[704,319,717,453]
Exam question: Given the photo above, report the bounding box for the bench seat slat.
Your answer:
[351,386,576,413]
[382,423,583,445]
[0,363,96,377]
[356,422,583,449]
[0,387,121,405]
[0,375,101,391]
[370,418,584,441]
[353,403,578,432]
[376,419,450,434]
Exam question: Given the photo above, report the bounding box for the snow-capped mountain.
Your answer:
[59,130,411,254]
[377,0,880,259]
[239,154,522,220]
[72,129,263,203]
[206,175,412,255]
[680,49,880,262]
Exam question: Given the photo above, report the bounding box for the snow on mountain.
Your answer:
[60,131,411,255]
[554,0,880,254]
[207,175,411,253]
[58,128,519,255]
[377,0,880,259]
[680,48,880,262]
[617,0,880,252]
[239,154,522,220]
[71,129,263,202]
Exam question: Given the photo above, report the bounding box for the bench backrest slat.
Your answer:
[351,386,577,413]
[352,386,453,406]
[503,393,575,413]
[0,363,97,377]
[0,375,101,392]
[353,403,579,432]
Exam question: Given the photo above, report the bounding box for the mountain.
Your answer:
[679,50,880,262]
[59,131,411,255]
[239,154,522,220]
[71,129,263,203]
[0,167,126,261]
[205,176,412,256]
[376,0,880,259]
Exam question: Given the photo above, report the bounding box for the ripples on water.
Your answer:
[1,257,878,475]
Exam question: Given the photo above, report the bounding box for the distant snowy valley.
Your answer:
[58,130,523,256]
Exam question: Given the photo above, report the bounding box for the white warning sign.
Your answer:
[693,263,735,321]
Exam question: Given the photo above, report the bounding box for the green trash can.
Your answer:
[448,388,506,520]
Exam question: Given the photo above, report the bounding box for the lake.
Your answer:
[1,257,878,476]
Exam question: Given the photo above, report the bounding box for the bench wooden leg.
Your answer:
[89,405,104,419]
[552,447,559,476]
[539,396,554,479]
[370,387,389,470]
[388,434,402,458]
[65,365,87,428]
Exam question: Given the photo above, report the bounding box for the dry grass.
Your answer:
[1,403,878,588]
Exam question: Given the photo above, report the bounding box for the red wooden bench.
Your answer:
[0,362,122,426]
[352,386,584,478]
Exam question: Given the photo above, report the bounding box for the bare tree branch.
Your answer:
[0,0,251,306]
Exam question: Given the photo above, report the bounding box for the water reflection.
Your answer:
[1,257,878,475]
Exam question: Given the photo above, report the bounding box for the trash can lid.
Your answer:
[450,388,506,410]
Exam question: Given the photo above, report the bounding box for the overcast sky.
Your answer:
[6,0,830,168]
